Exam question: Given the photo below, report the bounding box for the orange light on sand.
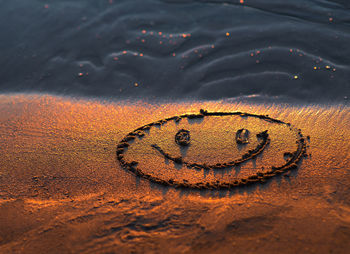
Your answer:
[0,95,350,253]
[0,94,349,253]
[0,94,348,191]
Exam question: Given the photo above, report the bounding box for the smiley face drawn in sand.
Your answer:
[116,110,307,189]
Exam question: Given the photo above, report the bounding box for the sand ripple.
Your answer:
[0,0,349,101]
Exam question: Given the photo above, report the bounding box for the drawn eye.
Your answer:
[175,129,191,146]
[236,128,250,144]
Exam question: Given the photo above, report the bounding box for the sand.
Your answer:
[0,94,349,253]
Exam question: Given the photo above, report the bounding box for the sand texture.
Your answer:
[0,94,349,253]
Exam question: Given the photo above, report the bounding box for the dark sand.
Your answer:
[1,0,349,102]
[0,94,349,253]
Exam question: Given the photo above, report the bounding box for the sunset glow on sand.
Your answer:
[1,0,349,252]
[0,94,349,253]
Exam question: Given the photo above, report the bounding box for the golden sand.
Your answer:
[0,94,349,253]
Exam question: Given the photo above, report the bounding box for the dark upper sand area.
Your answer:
[0,94,349,253]
[1,0,349,102]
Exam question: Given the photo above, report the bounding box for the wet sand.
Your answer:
[0,94,349,253]
[1,0,350,102]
